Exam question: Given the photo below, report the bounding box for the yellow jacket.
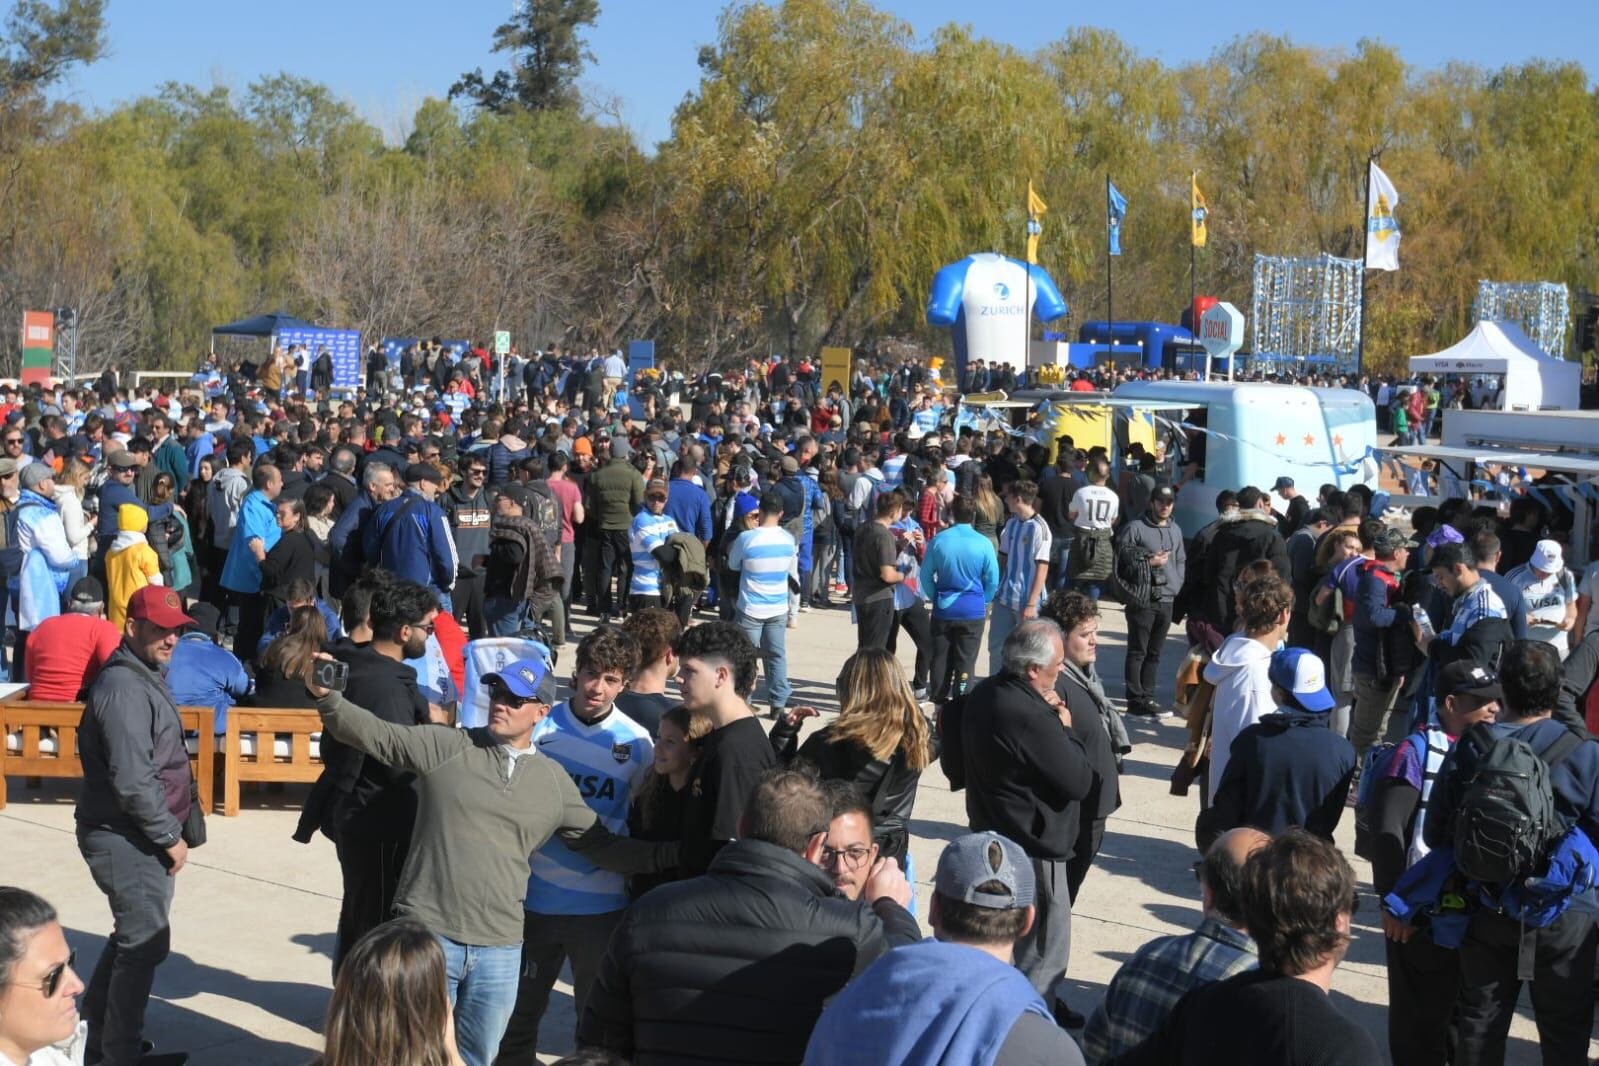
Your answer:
[106,509,164,627]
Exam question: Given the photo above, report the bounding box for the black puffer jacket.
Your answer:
[579,837,921,1064]
[1201,510,1290,629]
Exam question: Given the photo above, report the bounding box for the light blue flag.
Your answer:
[1107,181,1128,256]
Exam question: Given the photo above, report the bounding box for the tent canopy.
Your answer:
[1408,320,1582,411]
[211,311,320,337]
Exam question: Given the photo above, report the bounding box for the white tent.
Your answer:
[1408,320,1582,411]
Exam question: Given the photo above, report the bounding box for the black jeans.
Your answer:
[887,602,931,689]
[454,568,486,640]
[856,597,896,651]
[496,908,624,1063]
[929,617,983,703]
[1385,930,1460,1066]
[78,827,175,1066]
[595,530,631,618]
[333,824,410,977]
[231,590,265,666]
[1065,816,1106,904]
[1123,600,1174,709]
[1455,908,1597,1066]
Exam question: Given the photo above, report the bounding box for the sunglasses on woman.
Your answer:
[8,949,75,998]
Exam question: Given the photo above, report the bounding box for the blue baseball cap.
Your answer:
[483,658,557,705]
[1268,647,1335,713]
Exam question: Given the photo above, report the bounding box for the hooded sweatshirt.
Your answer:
[106,503,163,627]
[1202,632,1277,802]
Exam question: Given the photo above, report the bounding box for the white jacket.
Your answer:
[1202,632,1278,802]
[52,483,90,561]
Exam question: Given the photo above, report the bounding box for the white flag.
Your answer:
[1365,161,1401,271]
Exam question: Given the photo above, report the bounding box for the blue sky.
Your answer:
[56,0,1596,148]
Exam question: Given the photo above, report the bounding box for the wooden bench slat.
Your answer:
[223,708,324,817]
[2,699,215,816]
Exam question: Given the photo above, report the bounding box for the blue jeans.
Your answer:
[484,596,527,637]
[738,611,791,709]
[437,936,521,1066]
[987,602,1024,672]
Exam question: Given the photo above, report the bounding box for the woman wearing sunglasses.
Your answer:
[0,886,85,1066]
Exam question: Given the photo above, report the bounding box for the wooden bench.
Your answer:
[1,700,215,814]
[220,709,323,817]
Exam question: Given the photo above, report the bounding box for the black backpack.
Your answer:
[526,483,562,549]
[1452,723,1583,885]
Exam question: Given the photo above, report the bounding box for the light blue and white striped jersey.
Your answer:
[525,701,653,915]
[997,513,1052,612]
[728,525,797,620]
[882,453,907,489]
[628,511,679,596]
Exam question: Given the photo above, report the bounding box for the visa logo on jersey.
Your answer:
[569,773,619,801]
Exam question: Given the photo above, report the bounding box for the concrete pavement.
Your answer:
[3,597,1566,1063]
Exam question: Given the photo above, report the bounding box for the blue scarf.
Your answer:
[803,939,1047,1066]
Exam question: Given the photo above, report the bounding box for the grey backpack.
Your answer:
[1453,723,1582,885]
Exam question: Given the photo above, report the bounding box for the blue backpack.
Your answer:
[1353,733,1427,861]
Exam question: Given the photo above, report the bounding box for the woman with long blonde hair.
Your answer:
[54,456,93,577]
[313,917,464,1066]
[971,473,1004,551]
[769,647,935,863]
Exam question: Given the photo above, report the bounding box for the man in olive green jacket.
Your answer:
[586,437,644,621]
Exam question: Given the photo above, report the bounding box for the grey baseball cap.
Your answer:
[934,831,1034,910]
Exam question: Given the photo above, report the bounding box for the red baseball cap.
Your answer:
[127,586,196,629]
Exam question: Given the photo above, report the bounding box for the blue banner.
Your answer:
[627,340,655,419]
[382,337,417,369]
[628,340,655,382]
[275,327,361,390]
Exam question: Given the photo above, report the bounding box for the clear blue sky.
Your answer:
[56,0,1596,149]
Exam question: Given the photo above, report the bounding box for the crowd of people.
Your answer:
[1,344,1598,1066]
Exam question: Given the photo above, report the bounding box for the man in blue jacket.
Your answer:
[94,450,171,578]
[363,462,458,610]
[219,463,281,666]
[327,461,399,598]
[921,495,999,705]
[1423,640,1599,1066]
[664,458,712,545]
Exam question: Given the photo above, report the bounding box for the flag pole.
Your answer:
[1189,173,1198,342]
[1105,173,1113,363]
[1356,154,1373,380]
[1024,179,1032,383]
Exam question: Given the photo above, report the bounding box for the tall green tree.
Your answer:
[451,0,600,113]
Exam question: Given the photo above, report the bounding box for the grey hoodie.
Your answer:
[1116,512,1186,601]
[209,465,251,549]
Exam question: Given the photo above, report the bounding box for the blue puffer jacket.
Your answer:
[363,489,457,594]
[11,488,77,630]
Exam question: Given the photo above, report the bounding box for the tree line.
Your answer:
[3,0,1596,378]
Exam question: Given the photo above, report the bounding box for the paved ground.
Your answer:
[4,598,1567,1064]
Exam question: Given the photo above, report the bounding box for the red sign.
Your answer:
[22,311,52,349]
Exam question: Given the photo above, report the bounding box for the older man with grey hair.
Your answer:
[940,618,1095,1009]
[328,460,400,598]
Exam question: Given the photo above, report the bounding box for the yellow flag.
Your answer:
[1191,172,1209,248]
[1026,180,1048,263]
